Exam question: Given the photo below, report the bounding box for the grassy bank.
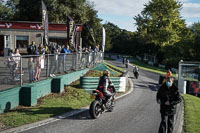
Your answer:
[0,64,124,131]
[0,81,92,131]
[131,59,176,77]
[182,94,200,133]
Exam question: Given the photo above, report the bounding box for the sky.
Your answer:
[88,0,200,32]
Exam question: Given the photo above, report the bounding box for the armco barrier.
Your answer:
[80,76,126,93]
[0,87,20,114]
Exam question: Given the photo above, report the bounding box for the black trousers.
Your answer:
[158,113,174,133]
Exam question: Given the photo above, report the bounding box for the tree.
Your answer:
[4,0,103,49]
[134,0,186,48]
[0,1,13,20]
[189,22,200,61]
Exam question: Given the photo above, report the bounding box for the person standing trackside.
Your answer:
[27,41,36,55]
[58,44,70,73]
[166,69,172,79]
[156,76,182,133]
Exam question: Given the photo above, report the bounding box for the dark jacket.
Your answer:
[97,74,113,97]
[156,82,182,115]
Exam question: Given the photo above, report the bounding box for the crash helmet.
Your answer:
[103,69,110,76]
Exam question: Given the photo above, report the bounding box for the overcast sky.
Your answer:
[88,0,200,31]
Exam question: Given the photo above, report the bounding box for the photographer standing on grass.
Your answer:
[156,76,182,133]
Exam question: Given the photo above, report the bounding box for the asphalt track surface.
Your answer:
[5,60,162,133]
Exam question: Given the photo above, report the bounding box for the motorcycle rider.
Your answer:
[97,69,116,107]
[133,66,139,78]
[133,66,139,73]
[125,59,129,68]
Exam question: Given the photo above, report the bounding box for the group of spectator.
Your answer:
[6,41,101,83]
[27,41,72,81]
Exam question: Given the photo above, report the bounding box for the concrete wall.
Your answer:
[0,69,89,114]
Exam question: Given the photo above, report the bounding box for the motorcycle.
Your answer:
[125,63,128,68]
[89,85,115,119]
[134,71,139,79]
[125,59,129,68]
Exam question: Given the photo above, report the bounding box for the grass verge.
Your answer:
[104,56,115,61]
[0,62,125,131]
[182,94,200,133]
[131,59,176,77]
[0,81,92,131]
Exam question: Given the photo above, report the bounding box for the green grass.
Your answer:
[0,63,123,131]
[131,59,176,77]
[104,56,115,61]
[0,81,92,130]
[182,94,200,133]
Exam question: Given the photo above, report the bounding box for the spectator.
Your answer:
[58,44,70,73]
[156,76,182,133]
[38,44,45,55]
[28,57,35,82]
[9,48,21,71]
[8,49,13,56]
[34,54,41,81]
[44,44,50,54]
[165,69,172,79]
[162,69,172,84]
[88,46,92,52]
[49,43,58,77]
[27,41,36,55]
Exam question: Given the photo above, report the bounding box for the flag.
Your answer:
[87,25,96,43]
[72,25,77,51]
[42,0,48,45]
[102,27,106,52]
[67,16,76,50]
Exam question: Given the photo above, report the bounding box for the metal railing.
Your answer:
[0,52,104,90]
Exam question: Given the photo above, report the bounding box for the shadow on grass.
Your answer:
[12,107,74,117]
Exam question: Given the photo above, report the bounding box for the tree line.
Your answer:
[0,0,200,68]
[104,0,200,68]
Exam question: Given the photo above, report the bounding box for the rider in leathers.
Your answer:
[97,70,116,103]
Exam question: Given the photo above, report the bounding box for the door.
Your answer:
[0,35,4,56]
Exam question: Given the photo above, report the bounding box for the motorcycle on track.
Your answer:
[133,66,139,79]
[89,85,116,119]
[125,59,129,68]
[134,71,139,79]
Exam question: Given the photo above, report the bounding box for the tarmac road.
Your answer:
[8,59,162,133]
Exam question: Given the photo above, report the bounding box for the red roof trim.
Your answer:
[0,21,82,31]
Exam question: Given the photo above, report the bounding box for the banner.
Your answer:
[41,0,49,45]
[87,25,96,43]
[67,16,76,50]
[187,81,200,94]
[102,27,106,52]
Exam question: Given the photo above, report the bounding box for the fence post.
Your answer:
[20,56,23,86]
[46,54,49,77]
[63,54,66,72]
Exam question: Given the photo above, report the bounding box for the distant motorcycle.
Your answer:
[126,63,128,68]
[89,85,116,119]
[134,71,139,79]
[125,59,129,68]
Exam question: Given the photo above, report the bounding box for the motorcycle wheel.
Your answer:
[89,100,102,119]
[108,102,114,112]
